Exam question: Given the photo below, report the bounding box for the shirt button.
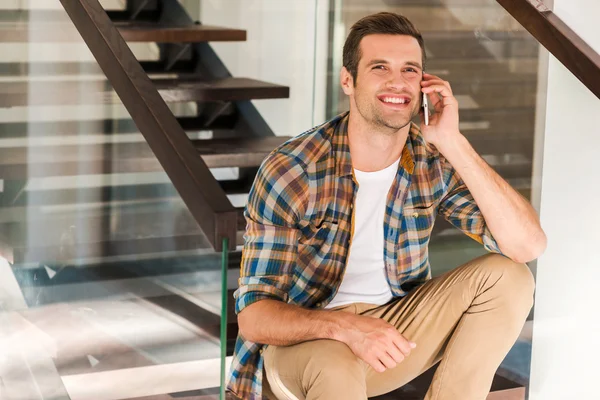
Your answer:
[412,212,419,218]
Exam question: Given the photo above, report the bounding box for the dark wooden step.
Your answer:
[0,115,236,138]
[0,60,197,77]
[153,77,289,103]
[115,21,246,43]
[425,57,537,83]
[451,80,537,109]
[424,31,538,60]
[192,136,290,168]
[0,77,289,107]
[0,136,291,179]
[0,15,245,43]
[11,178,252,209]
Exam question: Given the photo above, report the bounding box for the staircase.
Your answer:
[0,1,282,398]
[0,0,533,399]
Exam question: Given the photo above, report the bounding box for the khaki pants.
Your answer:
[263,254,535,400]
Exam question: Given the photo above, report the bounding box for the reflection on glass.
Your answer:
[0,3,224,399]
[326,0,540,393]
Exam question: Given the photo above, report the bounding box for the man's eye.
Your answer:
[373,65,386,70]
[405,68,417,73]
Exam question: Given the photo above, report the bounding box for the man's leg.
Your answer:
[263,303,369,400]
[363,253,535,399]
[263,253,534,400]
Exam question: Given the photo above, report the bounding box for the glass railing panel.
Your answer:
[326,0,542,394]
[327,0,540,271]
[0,3,225,399]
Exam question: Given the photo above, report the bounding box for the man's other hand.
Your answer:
[333,312,416,373]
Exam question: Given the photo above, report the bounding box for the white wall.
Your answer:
[529,1,600,399]
[200,0,330,137]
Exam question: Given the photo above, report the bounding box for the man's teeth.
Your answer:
[383,97,408,104]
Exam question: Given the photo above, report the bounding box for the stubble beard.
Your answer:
[356,96,420,134]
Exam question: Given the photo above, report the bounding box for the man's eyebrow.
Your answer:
[365,59,389,67]
[364,59,423,69]
[405,61,423,69]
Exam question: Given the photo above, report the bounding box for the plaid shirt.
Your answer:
[226,112,501,399]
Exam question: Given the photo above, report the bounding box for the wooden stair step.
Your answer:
[0,60,198,77]
[424,31,538,60]
[12,178,252,208]
[0,10,245,43]
[114,21,246,43]
[0,136,290,179]
[153,77,289,103]
[451,80,537,109]
[192,136,291,168]
[425,57,538,83]
[467,135,533,158]
[0,77,289,107]
[458,107,535,135]
[0,115,236,138]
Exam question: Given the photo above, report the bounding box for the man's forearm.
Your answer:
[238,299,351,346]
[438,133,547,263]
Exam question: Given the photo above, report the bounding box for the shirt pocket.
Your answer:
[300,218,340,250]
[402,203,437,232]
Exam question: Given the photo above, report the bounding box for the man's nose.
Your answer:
[385,73,409,91]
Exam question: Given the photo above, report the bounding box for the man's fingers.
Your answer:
[423,86,458,109]
[426,91,443,113]
[392,335,415,357]
[421,76,453,94]
[377,352,398,370]
[422,84,454,100]
[367,357,387,373]
[387,346,406,364]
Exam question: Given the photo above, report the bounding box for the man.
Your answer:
[227,12,546,400]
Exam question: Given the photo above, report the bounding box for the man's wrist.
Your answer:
[323,311,355,344]
[434,131,470,160]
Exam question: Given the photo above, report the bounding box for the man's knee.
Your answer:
[265,340,366,398]
[477,253,535,311]
[303,340,366,388]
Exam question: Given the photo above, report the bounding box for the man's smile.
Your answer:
[376,93,412,109]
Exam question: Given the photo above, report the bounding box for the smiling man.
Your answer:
[226,12,546,400]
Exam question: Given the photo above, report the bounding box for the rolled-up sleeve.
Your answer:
[437,159,502,254]
[234,151,307,314]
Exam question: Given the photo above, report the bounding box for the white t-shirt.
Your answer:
[325,158,399,309]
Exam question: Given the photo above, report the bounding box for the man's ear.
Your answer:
[340,67,354,96]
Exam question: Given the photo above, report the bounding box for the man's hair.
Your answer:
[342,12,426,84]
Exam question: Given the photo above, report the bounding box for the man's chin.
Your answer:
[376,117,412,132]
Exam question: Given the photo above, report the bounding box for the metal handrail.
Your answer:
[59,0,238,251]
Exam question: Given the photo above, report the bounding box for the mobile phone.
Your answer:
[422,92,429,126]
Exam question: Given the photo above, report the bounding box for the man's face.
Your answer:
[342,34,424,133]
